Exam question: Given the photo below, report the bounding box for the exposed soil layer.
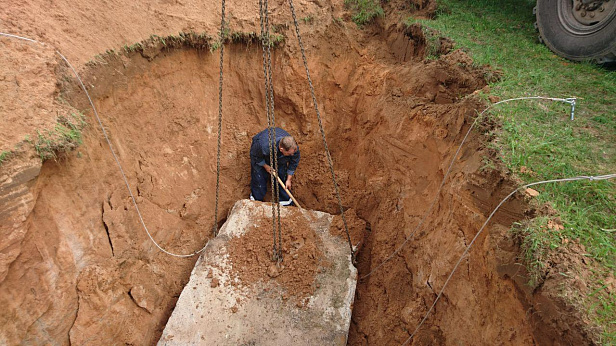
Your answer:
[0,0,594,345]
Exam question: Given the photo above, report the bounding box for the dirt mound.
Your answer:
[227,208,326,303]
[0,0,593,345]
[226,205,366,305]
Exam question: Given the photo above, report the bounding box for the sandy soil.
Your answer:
[227,209,327,303]
[0,0,595,345]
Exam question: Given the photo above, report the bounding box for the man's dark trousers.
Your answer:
[250,160,292,204]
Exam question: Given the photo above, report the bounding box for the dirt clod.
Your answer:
[267,264,281,278]
[525,188,540,197]
[210,278,219,288]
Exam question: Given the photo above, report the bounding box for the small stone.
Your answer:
[267,264,280,278]
[210,278,219,288]
[230,306,238,313]
[525,188,540,197]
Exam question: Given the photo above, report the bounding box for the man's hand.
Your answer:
[285,175,293,190]
[263,164,273,174]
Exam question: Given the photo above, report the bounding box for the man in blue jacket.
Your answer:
[250,127,300,206]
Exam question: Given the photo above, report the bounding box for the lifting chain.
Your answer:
[217,0,353,262]
[288,0,355,261]
[213,0,226,236]
[259,0,283,261]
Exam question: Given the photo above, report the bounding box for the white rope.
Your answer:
[1,32,210,258]
[402,173,616,345]
[0,32,41,43]
[362,96,577,279]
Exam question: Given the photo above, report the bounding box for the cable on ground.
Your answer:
[402,173,616,345]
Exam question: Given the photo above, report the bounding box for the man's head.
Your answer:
[279,136,298,156]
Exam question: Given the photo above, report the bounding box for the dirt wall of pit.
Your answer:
[0,0,591,345]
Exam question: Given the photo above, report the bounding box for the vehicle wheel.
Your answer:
[535,0,616,63]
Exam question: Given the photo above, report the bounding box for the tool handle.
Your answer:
[273,173,302,209]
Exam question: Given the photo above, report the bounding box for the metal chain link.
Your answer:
[213,0,226,236]
[264,5,283,261]
[259,0,277,260]
[259,0,283,261]
[263,0,278,260]
[288,0,355,260]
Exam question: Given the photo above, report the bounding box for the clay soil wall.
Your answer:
[0,0,590,345]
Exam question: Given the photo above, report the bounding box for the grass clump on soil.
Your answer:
[512,217,563,288]
[35,112,86,161]
[415,24,445,61]
[92,32,214,64]
[92,30,278,66]
[0,151,12,166]
[408,0,616,341]
[345,0,384,26]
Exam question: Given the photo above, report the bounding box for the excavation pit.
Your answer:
[1,36,534,345]
[1,1,589,344]
[158,200,357,345]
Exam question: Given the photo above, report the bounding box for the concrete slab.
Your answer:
[158,199,357,346]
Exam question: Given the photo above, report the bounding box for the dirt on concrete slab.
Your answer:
[159,200,356,345]
[227,206,328,303]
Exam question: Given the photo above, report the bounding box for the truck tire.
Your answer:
[535,0,616,63]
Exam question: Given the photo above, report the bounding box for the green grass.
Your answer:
[345,0,384,26]
[0,150,11,166]
[35,112,87,161]
[512,217,561,287]
[422,26,444,60]
[302,15,314,24]
[407,0,616,341]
